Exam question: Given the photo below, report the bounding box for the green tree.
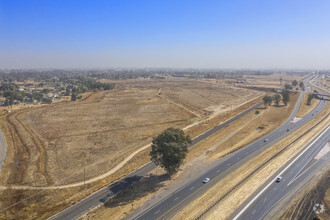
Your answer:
[306,94,316,105]
[4,97,13,106]
[284,84,293,90]
[150,128,191,176]
[299,81,304,88]
[274,94,281,106]
[282,90,290,105]
[65,88,71,96]
[71,93,77,101]
[292,80,298,86]
[263,96,273,108]
[42,97,52,104]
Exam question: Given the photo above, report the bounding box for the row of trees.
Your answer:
[285,80,305,91]
[263,90,291,108]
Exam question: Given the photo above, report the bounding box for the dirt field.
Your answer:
[0,79,260,186]
[242,74,306,86]
[80,92,301,219]
[0,78,263,219]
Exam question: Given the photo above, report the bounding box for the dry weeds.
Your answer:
[175,100,329,220]
[296,94,320,118]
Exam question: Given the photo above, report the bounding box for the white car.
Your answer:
[276,177,283,182]
[203,178,210,183]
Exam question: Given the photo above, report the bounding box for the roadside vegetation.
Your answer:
[150,128,191,176]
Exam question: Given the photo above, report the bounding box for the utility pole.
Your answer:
[84,165,86,189]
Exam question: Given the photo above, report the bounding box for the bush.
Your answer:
[255,110,260,114]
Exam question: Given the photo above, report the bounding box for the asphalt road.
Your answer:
[48,88,265,220]
[50,76,324,220]
[130,87,327,219]
[232,125,330,220]
[0,130,7,173]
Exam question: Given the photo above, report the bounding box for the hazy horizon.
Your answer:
[1,0,330,69]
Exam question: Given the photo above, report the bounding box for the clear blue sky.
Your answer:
[1,0,330,69]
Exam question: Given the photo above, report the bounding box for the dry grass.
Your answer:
[273,169,329,220]
[78,95,266,220]
[174,100,329,220]
[0,78,262,219]
[206,93,299,160]
[1,78,260,186]
[296,94,320,118]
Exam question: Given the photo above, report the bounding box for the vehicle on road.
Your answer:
[264,139,268,142]
[287,128,290,131]
[276,177,283,182]
[203,178,210,183]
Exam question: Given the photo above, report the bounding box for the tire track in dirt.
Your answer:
[14,110,52,185]
[5,115,30,185]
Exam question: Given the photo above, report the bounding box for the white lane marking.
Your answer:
[174,197,179,201]
[252,210,256,214]
[264,197,267,201]
[287,160,318,186]
[232,125,330,220]
[258,191,292,220]
[154,210,160,214]
[190,186,195,190]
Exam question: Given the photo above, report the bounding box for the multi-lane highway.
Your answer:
[232,125,330,220]
[50,76,325,220]
[0,130,7,173]
[129,82,327,219]
[49,88,266,220]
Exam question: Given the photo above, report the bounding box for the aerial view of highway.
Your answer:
[47,75,329,220]
[1,2,330,220]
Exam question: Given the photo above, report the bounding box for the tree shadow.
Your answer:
[103,173,170,208]
[272,104,286,108]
